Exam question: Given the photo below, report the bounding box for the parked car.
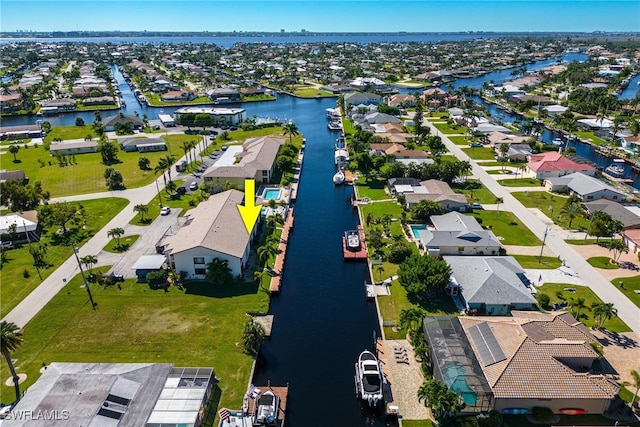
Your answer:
[469,142,483,147]
[1,241,13,249]
[189,182,198,191]
[470,203,483,210]
[176,186,187,195]
[221,145,229,151]
[160,206,171,216]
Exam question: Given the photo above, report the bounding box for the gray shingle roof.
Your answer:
[444,256,536,305]
[583,199,640,228]
[431,211,483,231]
[547,172,623,197]
[203,136,283,180]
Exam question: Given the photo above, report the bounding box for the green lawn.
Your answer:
[291,87,335,98]
[536,283,630,332]
[1,272,269,412]
[461,147,497,161]
[512,191,591,231]
[587,256,619,269]
[241,94,276,102]
[498,178,542,187]
[574,131,608,146]
[470,210,541,246]
[512,255,562,269]
[447,136,471,145]
[43,125,99,142]
[479,160,512,167]
[146,94,212,107]
[360,201,404,224]
[378,280,460,340]
[0,197,129,317]
[610,274,640,308]
[451,180,497,204]
[487,169,514,175]
[566,238,613,246]
[103,234,140,253]
[433,122,467,134]
[354,178,392,201]
[129,189,200,225]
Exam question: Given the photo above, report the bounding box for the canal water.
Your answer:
[2,50,637,424]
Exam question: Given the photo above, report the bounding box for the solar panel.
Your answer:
[97,407,123,420]
[468,322,506,367]
[106,394,131,406]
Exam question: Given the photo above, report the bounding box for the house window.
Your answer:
[458,247,464,252]
[193,257,205,265]
[262,170,268,177]
[195,268,206,275]
[587,196,593,200]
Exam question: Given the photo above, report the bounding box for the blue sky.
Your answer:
[1,1,639,33]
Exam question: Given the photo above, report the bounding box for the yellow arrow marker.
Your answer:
[237,179,262,234]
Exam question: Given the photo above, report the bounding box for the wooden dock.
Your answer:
[290,148,304,201]
[246,386,289,426]
[343,224,368,261]
[218,385,289,427]
[269,208,294,294]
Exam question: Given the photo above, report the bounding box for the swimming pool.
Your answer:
[263,189,281,200]
[410,225,427,238]
[443,364,478,405]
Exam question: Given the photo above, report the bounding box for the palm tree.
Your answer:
[494,197,503,216]
[9,145,20,162]
[561,202,583,228]
[133,204,148,221]
[606,239,628,263]
[154,158,170,186]
[400,308,425,332]
[161,154,177,183]
[107,227,124,247]
[205,257,233,285]
[1,321,24,403]
[80,254,98,275]
[181,140,193,165]
[591,302,618,329]
[569,297,587,320]
[258,243,278,266]
[165,180,177,194]
[624,369,640,405]
[282,122,299,145]
[242,320,266,356]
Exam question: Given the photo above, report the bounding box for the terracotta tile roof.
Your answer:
[528,152,595,173]
[459,312,618,400]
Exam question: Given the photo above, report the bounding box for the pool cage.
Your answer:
[422,316,494,414]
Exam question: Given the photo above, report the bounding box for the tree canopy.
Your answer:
[398,253,451,299]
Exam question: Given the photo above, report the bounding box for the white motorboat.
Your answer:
[605,159,626,178]
[328,120,342,130]
[552,137,564,146]
[354,350,384,407]
[344,230,361,251]
[333,169,345,185]
[254,390,279,425]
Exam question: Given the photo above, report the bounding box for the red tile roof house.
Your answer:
[160,90,196,102]
[527,151,596,180]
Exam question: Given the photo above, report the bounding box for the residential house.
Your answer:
[577,117,613,131]
[545,172,625,201]
[369,143,407,157]
[502,143,532,162]
[0,170,28,184]
[206,88,242,103]
[527,151,596,180]
[102,114,144,132]
[174,107,247,126]
[202,136,284,189]
[240,87,265,97]
[444,256,536,315]
[163,190,256,279]
[583,199,640,230]
[486,131,530,147]
[0,124,44,140]
[81,96,115,106]
[119,137,167,153]
[7,363,215,427]
[343,92,382,108]
[160,90,196,102]
[540,104,568,116]
[400,179,468,211]
[422,313,619,415]
[386,93,416,108]
[0,92,23,112]
[0,210,40,244]
[41,98,77,111]
[49,141,99,156]
[363,112,402,125]
[416,212,502,256]
[350,77,388,91]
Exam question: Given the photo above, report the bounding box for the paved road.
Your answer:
[2,139,209,328]
[426,120,640,334]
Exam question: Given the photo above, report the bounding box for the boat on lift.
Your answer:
[333,169,345,185]
[354,350,384,407]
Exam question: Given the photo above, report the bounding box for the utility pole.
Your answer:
[538,226,549,263]
[72,244,97,310]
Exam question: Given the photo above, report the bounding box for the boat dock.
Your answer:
[375,339,399,417]
[218,385,289,427]
[269,208,294,294]
[343,224,368,261]
[290,146,304,201]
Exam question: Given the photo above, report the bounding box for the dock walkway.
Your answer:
[269,208,295,294]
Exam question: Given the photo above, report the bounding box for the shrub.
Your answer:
[23,268,30,278]
[536,292,551,308]
[532,406,554,421]
[146,270,168,287]
[388,242,412,264]
[477,410,502,427]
